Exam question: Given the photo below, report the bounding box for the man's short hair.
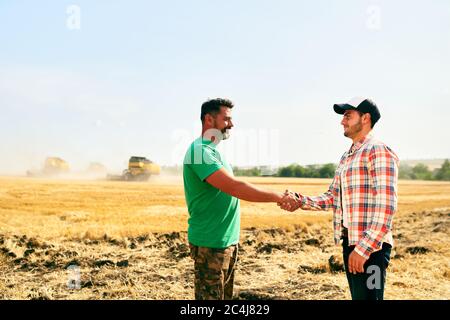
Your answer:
[201,98,234,122]
[356,110,375,128]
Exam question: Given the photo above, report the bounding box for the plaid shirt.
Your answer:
[299,134,399,259]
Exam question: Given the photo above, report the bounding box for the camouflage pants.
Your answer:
[189,243,239,300]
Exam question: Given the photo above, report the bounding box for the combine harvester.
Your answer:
[86,162,107,175]
[27,157,70,177]
[83,162,108,179]
[107,156,161,181]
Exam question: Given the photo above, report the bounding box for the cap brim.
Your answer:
[333,104,355,115]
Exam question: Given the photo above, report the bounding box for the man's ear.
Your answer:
[204,114,211,126]
[363,113,371,126]
[204,113,215,126]
[205,113,217,127]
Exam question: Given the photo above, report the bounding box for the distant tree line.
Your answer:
[233,167,263,177]
[234,160,450,181]
[399,160,450,181]
[277,163,337,178]
[234,163,338,178]
[165,159,450,181]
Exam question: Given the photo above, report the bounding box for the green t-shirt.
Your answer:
[183,137,240,248]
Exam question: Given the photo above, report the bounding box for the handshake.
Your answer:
[277,190,303,212]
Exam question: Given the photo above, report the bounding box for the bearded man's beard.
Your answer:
[344,120,363,138]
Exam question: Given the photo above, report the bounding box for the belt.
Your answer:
[342,227,348,238]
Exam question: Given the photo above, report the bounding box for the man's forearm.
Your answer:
[299,191,334,210]
[296,175,338,211]
[229,180,282,203]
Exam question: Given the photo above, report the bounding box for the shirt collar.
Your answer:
[348,133,373,155]
[199,136,218,149]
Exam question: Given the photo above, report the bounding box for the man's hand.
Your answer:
[348,250,368,274]
[278,190,302,212]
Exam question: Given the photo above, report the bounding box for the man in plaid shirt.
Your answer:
[280,97,399,300]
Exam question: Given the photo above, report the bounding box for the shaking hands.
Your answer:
[277,190,302,212]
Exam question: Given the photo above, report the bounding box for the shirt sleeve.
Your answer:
[188,145,224,181]
[299,154,346,211]
[300,178,336,211]
[354,144,399,259]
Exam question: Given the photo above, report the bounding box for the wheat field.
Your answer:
[0,176,449,300]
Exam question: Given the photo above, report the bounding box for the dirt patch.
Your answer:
[298,265,327,274]
[406,246,431,255]
[328,255,345,273]
[256,243,287,254]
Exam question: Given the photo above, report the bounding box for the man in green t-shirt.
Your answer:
[183,98,296,300]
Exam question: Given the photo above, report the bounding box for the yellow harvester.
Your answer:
[121,156,160,181]
[43,157,70,175]
[27,157,70,177]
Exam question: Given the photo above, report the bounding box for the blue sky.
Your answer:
[1,0,449,174]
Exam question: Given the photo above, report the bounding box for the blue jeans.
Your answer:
[342,237,392,300]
